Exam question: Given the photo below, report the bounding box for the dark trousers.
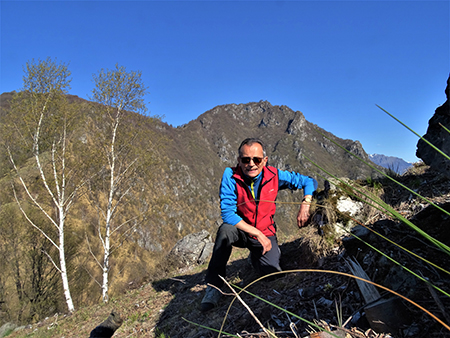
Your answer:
[205,223,281,288]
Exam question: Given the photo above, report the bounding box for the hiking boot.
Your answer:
[200,285,222,312]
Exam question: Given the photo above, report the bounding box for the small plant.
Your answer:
[3,329,14,337]
[409,177,422,189]
[324,282,333,292]
[128,312,140,323]
[155,331,168,338]
[365,176,383,190]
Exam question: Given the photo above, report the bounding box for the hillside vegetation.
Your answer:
[0,85,381,326]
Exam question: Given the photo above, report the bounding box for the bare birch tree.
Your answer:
[6,58,84,313]
[89,64,149,302]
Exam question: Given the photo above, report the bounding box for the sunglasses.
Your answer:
[240,157,264,165]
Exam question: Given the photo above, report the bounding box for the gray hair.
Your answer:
[238,138,266,157]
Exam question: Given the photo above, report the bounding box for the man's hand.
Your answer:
[235,220,272,255]
[256,233,272,255]
[297,204,310,228]
[297,195,312,228]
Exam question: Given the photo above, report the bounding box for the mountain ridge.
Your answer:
[369,153,413,174]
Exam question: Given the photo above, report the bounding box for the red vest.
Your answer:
[232,166,279,236]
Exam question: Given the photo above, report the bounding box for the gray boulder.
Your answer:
[167,230,214,268]
[0,323,17,338]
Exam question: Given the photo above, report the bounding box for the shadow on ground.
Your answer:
[152,211,450,338]
[151,238,354,338]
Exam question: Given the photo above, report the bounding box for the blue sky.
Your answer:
[1,1,449,163]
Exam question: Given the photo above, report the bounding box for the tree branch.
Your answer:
[8,147,59,231]
[41,249,62,274]
[85,233,103,270]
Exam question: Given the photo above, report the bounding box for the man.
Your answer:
[201,138,317,312]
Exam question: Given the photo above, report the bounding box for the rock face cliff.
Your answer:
[179,100,376,181]
[416,74,450,177]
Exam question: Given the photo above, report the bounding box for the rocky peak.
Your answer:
[416,74,450,177]
[184,101,379,181]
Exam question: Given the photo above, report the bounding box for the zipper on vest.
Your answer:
[254,178,272,229]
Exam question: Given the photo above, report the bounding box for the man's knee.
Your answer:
[215,223,240,242]
[259,239,281,275]
[217,223,237,235]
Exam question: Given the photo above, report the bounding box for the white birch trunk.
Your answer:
[102,207,112,302]
[59,212,75,312]
[101,110,119,303]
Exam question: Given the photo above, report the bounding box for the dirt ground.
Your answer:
[152,227,449,338]
[152,167,450,338]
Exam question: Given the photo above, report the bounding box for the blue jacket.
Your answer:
[220,166,317,228]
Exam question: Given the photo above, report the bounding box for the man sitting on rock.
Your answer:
[201,138,317,312]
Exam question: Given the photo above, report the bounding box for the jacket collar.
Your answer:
[233,165,276,183]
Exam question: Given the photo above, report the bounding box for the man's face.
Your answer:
[238,143,268,178]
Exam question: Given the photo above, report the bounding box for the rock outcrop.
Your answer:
[167,230,214,268]
[416,74,450,177]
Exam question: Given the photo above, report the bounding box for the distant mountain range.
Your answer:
[369,153,413,174]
